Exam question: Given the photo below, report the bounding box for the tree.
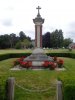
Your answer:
[0,34,10,49]
[42,32,51,48]
[15,39,32,49]
[19,31,26,41]
[22,39,31,48]
[0,30,32,49]
[15,41,22,49]
[50,29,64,48]
[57,29,64,47]
[63,38,73,48]
[27,36,31,41]
[9,33,17,48]
[50,29,59,48]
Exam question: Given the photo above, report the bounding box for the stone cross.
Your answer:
[36,6,41,15]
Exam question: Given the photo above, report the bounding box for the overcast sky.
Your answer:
[0,0,75,42]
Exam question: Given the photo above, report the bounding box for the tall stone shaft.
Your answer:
[33,6,44,48]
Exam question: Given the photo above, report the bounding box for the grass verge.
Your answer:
[0,57,75,100]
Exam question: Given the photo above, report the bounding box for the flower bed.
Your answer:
[57,59,64,68]
[13,56,64,70]
[43,61,56,70]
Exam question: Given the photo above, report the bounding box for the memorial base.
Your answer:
[23,48,53,67]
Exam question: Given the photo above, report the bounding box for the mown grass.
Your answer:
[0,57,75,100]
[0,49,32,54]
[46,48,75,53]
[0,48,75,54]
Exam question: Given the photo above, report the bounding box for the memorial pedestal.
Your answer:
[24,48,53,67]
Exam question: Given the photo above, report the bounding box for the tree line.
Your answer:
[0,31,32,49]
[0,29,73,49]
[42,29,73,48]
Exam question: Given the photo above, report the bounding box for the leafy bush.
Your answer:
[46,53,75,58]
[0,53,75,61]
[0,53,31,61]
[0,54,10,61]
[59,78,75,100]
[0,78,6,100]
[64,84,75,100]
[10,53,31,58]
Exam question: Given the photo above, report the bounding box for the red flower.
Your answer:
[58,59,64,64]
[43,61,49,67]
[49,62,54,65]
[20,61,27,65]
[28,61,32,67]
[57,59,64,68]
[53,56,57,61]
[49,62,56,69]
[16,56,26,62]
[13,56,27,66]
[43,61,56,69]
[20,61,32,68]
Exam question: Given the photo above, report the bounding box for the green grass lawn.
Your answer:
[0,49,32,54]
[0,48,75,54]
[0,56,75,100]
[46,48,75,53]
